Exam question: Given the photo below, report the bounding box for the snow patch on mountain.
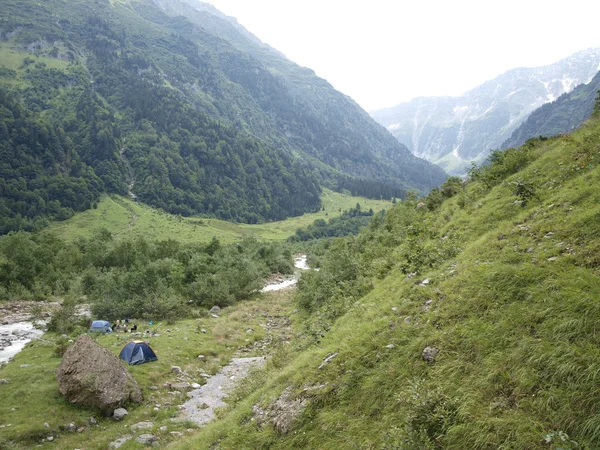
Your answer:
[371,48,600,175]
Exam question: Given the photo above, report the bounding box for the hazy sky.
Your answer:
[205,0,600,111]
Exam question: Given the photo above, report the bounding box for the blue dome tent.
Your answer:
[88,320,112,333]
[119,341,158,365]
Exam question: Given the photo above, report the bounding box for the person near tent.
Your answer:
[130,323,137,332]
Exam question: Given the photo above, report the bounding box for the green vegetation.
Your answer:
[0,0,445,236]
[0,229,293,318]
[288,204,379,243]
[170,114,600,448]
[43,189,392,243]
[0,290,297,450]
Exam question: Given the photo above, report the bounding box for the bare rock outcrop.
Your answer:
[56,335,143,414]
[253,387,306,434]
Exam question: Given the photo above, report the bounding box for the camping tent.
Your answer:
[88,320,112,333]
[119,341,158,365]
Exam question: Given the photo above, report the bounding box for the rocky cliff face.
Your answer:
[502,70,600,149]
[371,48,600,174]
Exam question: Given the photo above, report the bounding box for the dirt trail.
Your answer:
[119,145,137,202]
[179,257,308,426]
[179,357,266,426]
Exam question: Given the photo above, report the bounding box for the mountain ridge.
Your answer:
[371,48,600,174]
[502,70,600,149]
[0,0,445,234]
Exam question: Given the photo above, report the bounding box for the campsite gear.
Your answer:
[88,320,112,333]
[119,341,158,365]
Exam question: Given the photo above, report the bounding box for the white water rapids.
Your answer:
[0,322,45,365]
[261,254,310,292]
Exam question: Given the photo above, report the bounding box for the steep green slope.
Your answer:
[175,110,600,448]
[148,0,446,193]
[502,71,600,149]
[0,0,445,234]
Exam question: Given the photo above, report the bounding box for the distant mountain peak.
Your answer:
[371,48,600,175]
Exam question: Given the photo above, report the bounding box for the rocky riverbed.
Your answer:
[0,301,58,365]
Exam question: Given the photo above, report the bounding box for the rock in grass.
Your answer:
[135,434,158,445]
[131,421,153,431]
[113,408,128,421]
[171,366,183,374]
[108,435,132,449]
[422,346,439,363]
[56,335,142,414]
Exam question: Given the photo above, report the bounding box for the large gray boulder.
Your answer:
[56,335,143,413]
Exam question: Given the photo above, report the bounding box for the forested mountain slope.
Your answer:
[176,105,600,448]
[0,0,445,234]
[502,70,600,149]
[371,48,600,175]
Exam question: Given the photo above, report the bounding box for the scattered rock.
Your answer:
[200,329,207,334]
[391,307,398,312]
[497,234,507,240]
[19,364,31,368]
[131,421,153,431]
[210,314,219,319]
[191,383,201,389]
[422,346,439,363]
[89,417,97,425]
[544,232,555,238]
[209,306,221,315]
[318,352,339,370]
[135,434,158,445]
[169,432,184,438]
[171,382,191,391]
[197,355,205,361]
[384,344,395,349]
[171,366,183,374]
[113,408,128,421]
[65,422,77,432]
[419,279,430,286]
[159,426,167,432]
[47,436,54,441]
[108,435,132,449]
[548,257,559,261]
[526,247,534,253]
[252,387,306,434]
[0,379,9,384]
[56,335,143,414]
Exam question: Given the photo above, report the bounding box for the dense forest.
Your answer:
[0,229,293,321]
[0,0,446,234]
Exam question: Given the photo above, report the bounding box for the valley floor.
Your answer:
[0,289,298,450]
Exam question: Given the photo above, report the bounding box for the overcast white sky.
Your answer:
[205,0,600,111]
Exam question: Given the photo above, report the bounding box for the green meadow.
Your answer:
[44,189,392,243]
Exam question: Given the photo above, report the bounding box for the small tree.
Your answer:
[510,178,538,206]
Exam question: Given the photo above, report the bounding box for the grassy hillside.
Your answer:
[172,114,600,448]
[44,189,392,243]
